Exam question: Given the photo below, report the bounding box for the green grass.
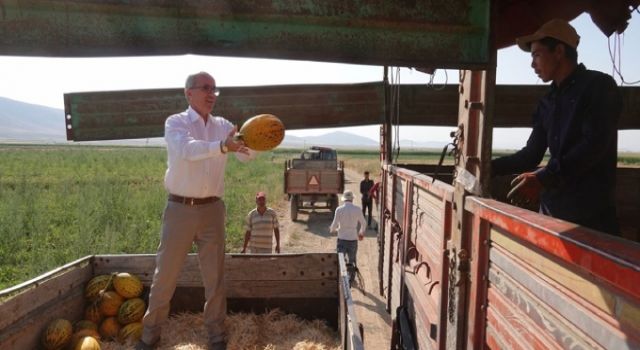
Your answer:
[1,145,637,290]
[0,144,283,290]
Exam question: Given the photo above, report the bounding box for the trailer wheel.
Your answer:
[330,195,339,213]
[290,195,299,221]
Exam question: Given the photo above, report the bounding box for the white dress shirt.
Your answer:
[329,201,366,241]
[164,106,256,198]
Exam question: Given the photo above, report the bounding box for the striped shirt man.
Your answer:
[242,192,280,254]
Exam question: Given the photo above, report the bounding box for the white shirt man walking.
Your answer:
[329,190,366,267]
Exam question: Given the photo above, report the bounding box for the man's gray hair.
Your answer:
[185,71,212,89]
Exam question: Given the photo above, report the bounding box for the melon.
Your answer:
[118,322,143,345]
[117,297,146,324]
[238,114,285,151]
[99,291,124,316]
[41,318,73,350]
[99,317,121,340]
[112,272,143,298]
[69,329,101,349]
[85,274,113,301]
[84,303,104,325]
[74,320,98,332]
[73,335,101,350]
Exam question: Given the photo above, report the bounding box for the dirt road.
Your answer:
[277,168,392,349]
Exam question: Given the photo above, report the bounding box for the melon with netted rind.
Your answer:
[238,114,285,151]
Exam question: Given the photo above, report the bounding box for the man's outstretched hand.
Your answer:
[507,172,543,207]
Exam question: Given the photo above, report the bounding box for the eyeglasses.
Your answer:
[191,85,220,96]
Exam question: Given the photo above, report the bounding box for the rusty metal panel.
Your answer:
[0,0,491,68]
[64,82,384,141]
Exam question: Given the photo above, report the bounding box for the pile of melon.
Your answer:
[41,272,146,350]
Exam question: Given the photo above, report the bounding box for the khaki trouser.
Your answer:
[141,200,226,345]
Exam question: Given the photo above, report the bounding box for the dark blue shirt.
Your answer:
[492,64,622,234]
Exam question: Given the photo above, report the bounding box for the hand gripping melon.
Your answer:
[112,272,143,298]
[117,297,146,324]
[41,318,73,350]
[238,114,285,151]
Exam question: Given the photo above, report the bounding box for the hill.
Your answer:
[0,97,66,142]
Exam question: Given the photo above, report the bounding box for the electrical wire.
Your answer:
[427,69,449,91]
[608,33,640,85]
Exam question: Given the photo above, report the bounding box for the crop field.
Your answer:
[1,144,638,289]
[0,144,290,290]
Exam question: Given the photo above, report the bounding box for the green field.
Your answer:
[1,144,638,290]
[0,145,292,290]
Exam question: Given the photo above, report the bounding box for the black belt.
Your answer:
[168,194,220,206]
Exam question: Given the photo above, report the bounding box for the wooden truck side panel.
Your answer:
[383,165,640,349]
[465,198,640,350]
[0,253,362,350]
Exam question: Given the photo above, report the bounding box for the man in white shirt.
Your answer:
[241,191,281,254]
[137,71,256,350]
[329,190,366,267]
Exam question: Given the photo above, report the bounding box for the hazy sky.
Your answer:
[1,13,639,150]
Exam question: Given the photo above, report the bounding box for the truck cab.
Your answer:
[300,146,338,160]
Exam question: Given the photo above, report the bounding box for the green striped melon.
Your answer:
[113,272,143,298]
[84,303,104,325]
[117,298,146,324]
[41,318,73,350]
[85,274,113,301]
[118,322,143,345]
[74,320,98,332]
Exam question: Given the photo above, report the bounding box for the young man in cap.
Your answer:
[242,191,281,254]
[330,190,367,267]
[492,19,622,235]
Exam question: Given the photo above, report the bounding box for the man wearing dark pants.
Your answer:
[330,190,366,273]
[492,19,622,235]
[136,72,256,350]
[360,171,374,228]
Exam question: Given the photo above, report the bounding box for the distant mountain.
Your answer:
[282,131,378,149]
[0,97,66,142]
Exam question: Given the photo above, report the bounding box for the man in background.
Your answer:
[492,19,622,235]
[242,191,281,254]
[330,190,366,267]
[359,171,374,228]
